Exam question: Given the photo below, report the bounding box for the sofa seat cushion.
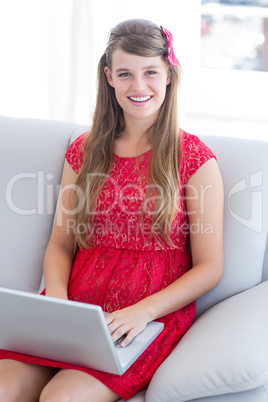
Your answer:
[146,281,268,402]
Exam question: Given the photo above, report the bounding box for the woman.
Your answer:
[0,19,224,401]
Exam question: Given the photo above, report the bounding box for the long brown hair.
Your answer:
[72,19,181,249]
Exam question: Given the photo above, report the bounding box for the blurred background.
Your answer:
[0,0,267,140]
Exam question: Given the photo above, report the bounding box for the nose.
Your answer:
[131,75,147,91]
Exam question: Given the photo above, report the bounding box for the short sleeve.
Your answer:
[179,130,216,186]
[65,132,87,174]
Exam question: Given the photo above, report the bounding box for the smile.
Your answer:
[128,96,152,102]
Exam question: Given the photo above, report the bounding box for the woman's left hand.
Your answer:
[105,305,151,347]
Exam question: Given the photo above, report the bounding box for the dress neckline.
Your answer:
[113,148,152,160]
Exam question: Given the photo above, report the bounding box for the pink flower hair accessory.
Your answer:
[160,26,179,68]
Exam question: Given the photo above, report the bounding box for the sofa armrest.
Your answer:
[146,281,268,402]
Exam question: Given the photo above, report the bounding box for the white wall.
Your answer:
[0,0,49,119]
[0,0,201,126]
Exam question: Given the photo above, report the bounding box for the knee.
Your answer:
[40,384,79,402]
[0,380,21,402]
[0,362,21,402]
[39,386,58,402]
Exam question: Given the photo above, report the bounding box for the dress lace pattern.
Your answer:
[0,130,216,401]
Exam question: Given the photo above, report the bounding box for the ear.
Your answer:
[104,67,115,88]
[166,69,172,86]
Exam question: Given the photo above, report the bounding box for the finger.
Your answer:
[106,313,123,330]
[105,315,115,326]
[120,329,136,347]
[107,315,128,335]
[108,320,124,336]
[111,324,130,343]
[105,310,124,326]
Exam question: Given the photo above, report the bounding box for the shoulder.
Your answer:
[179,129,217,185]
[180,130,215,157]
[65,132,89,174]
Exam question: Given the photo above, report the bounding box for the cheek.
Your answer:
[157,81,168,102]
[113,80,130,102]
[113,81,125,96]
[153,76,168,94]
[113,86,125,108]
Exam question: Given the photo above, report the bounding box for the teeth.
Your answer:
[129,96,152,102]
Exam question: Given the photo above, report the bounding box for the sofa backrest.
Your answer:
[197,135,268,316]
[1,117,267,317]
[263,240,268,281]
[0,117,87,293]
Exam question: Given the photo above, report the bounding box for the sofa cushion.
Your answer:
[146,281,268,402]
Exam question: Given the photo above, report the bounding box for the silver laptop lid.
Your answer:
[0,287,122,374]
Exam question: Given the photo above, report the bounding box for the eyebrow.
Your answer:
[115,65,160,73]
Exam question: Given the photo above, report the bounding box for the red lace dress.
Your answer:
[0,130,216,400]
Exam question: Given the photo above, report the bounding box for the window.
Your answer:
[181,0,268,141]
[201,1,268,71]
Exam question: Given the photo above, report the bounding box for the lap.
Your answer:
[40,369,120,402]
[0,359,58,401]
[0,359,120,402]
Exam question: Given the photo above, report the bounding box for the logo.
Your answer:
[228,170,263,232]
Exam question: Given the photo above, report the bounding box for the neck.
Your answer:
[114,115,154,157]
[121,113,154,143]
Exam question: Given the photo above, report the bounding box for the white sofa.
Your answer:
[1,116,268,402]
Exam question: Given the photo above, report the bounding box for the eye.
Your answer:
[118,72,130,78]
[146,71,157,76]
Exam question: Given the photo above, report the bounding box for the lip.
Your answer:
[127,95,153,106]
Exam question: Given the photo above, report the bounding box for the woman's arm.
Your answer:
[106,158,224,346]
[43,161,77,299]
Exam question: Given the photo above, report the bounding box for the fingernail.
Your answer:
[121,342,126,348]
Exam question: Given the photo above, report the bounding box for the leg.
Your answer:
[40,368,120,402]
[0,359,59,402]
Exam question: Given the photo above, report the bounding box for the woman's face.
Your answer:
[104,49,171,126]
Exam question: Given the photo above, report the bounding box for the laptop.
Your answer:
[0,287,164,375]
